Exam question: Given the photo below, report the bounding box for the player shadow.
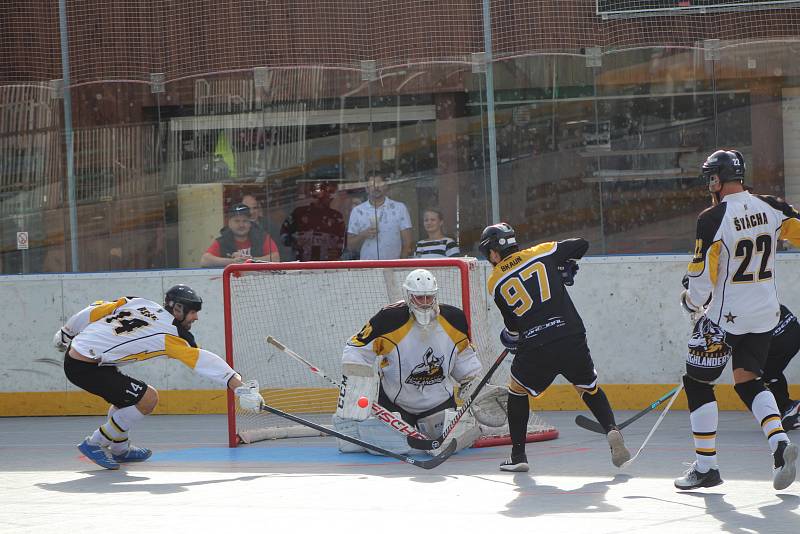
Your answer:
[501,473,631,518]
[35,470,267,495]
[682,491,800,534]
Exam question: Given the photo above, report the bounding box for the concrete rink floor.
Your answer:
[0,411,798,534]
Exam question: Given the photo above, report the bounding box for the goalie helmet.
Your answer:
[164,284,203,316]
[403,269,439,326]
[478,222,518,261]
[701,149,745,186]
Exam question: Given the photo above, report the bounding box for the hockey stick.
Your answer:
[406,348,511,451]
[258,401,457,469]
[620,382,684,468]
[265,336,426,440]
[575,384,682,434]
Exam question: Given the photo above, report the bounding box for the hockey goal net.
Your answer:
[223,258,558,448]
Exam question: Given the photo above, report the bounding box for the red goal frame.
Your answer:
[222,259,472,447]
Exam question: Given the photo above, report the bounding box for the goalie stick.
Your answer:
[574,384,681,434]
[265,336,427,440]
[258,401,458,469]
[406,348,511,451]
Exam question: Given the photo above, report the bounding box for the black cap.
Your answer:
[228,203,251,218]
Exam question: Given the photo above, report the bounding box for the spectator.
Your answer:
[415,207,460,258]
[280,181,346,261]
[200,203,280,267]
[241,193,268,232]
[346,173,413,260]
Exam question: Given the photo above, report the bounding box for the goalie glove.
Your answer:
[52,328,74,352]
[234,379,264,412]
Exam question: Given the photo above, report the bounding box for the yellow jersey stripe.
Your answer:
[373,317,415,356]
[487,242,557,295]
[436,314,469,353]
[164,335,201,368]
[88,298,128,322]
[779,218,800,247]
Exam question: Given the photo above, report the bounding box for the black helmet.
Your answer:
[478,222,518,259]
[701,149,745,185]
[164,284,203,314]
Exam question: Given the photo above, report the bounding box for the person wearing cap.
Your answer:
[200,203,280,267]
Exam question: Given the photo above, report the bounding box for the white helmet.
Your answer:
[403,269,439,326]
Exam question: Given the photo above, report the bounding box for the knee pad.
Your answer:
[683,374,716,412]
[733,378,766,411]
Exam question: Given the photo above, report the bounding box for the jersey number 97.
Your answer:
[499,262,551,317]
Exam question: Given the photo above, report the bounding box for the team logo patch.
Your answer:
[405,347,445,388]
[687,316,731,368]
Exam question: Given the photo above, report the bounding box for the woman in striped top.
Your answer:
[415,207,460,257]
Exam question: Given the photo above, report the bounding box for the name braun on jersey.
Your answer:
[733,212,768,231]
[500,256,522,272]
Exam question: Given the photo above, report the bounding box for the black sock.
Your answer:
[766,375,791,413]
[581,387,617,433]
[507,391,529,457]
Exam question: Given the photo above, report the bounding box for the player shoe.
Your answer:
[674,462,723,490]
[112,445,153,463]
[772,440,798,491]
[78,437,120,470]
[500,453,529,472]
[607,428,631,467]
[781,400,800,431]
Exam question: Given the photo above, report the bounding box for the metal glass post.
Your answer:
[481,0,500,224]
[58,0,79,271]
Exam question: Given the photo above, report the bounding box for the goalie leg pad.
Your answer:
[357,416,413,456]
[336,363,378,421]
[332,414,366,453]
[418,409,481,455]
[471,384,508,427]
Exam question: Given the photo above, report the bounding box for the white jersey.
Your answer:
[67,297,236,385]
[342,303,482,414]
[687,192,800,334]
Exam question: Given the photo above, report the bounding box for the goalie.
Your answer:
[333,269,506,455]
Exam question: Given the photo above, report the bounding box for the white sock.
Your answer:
[751,390,788,452]
[691,401,718,472]
[89,405,145,453]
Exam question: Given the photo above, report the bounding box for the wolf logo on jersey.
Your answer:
[688,316,731,363]
[405,347,446,388]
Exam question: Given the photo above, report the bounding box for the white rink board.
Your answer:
[1,254,799,393]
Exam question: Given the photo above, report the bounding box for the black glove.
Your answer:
[500,328,519,353]
[681,273,689,290]
[558,260,579,286]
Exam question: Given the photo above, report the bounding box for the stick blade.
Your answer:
[416,439,458,469]
[407,434,442,451]
[574,415,605,434]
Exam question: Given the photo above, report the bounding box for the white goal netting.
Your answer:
[223,258,557,448]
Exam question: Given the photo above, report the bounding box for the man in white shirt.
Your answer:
[347,174,413,260]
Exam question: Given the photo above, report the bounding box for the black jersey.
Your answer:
[770,305,800,359]
[487,238,589,348]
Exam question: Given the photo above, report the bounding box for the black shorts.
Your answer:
[510,334,598,397]
[64,355,148,408]
[727,331,772,376]
[686,317,771,382]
